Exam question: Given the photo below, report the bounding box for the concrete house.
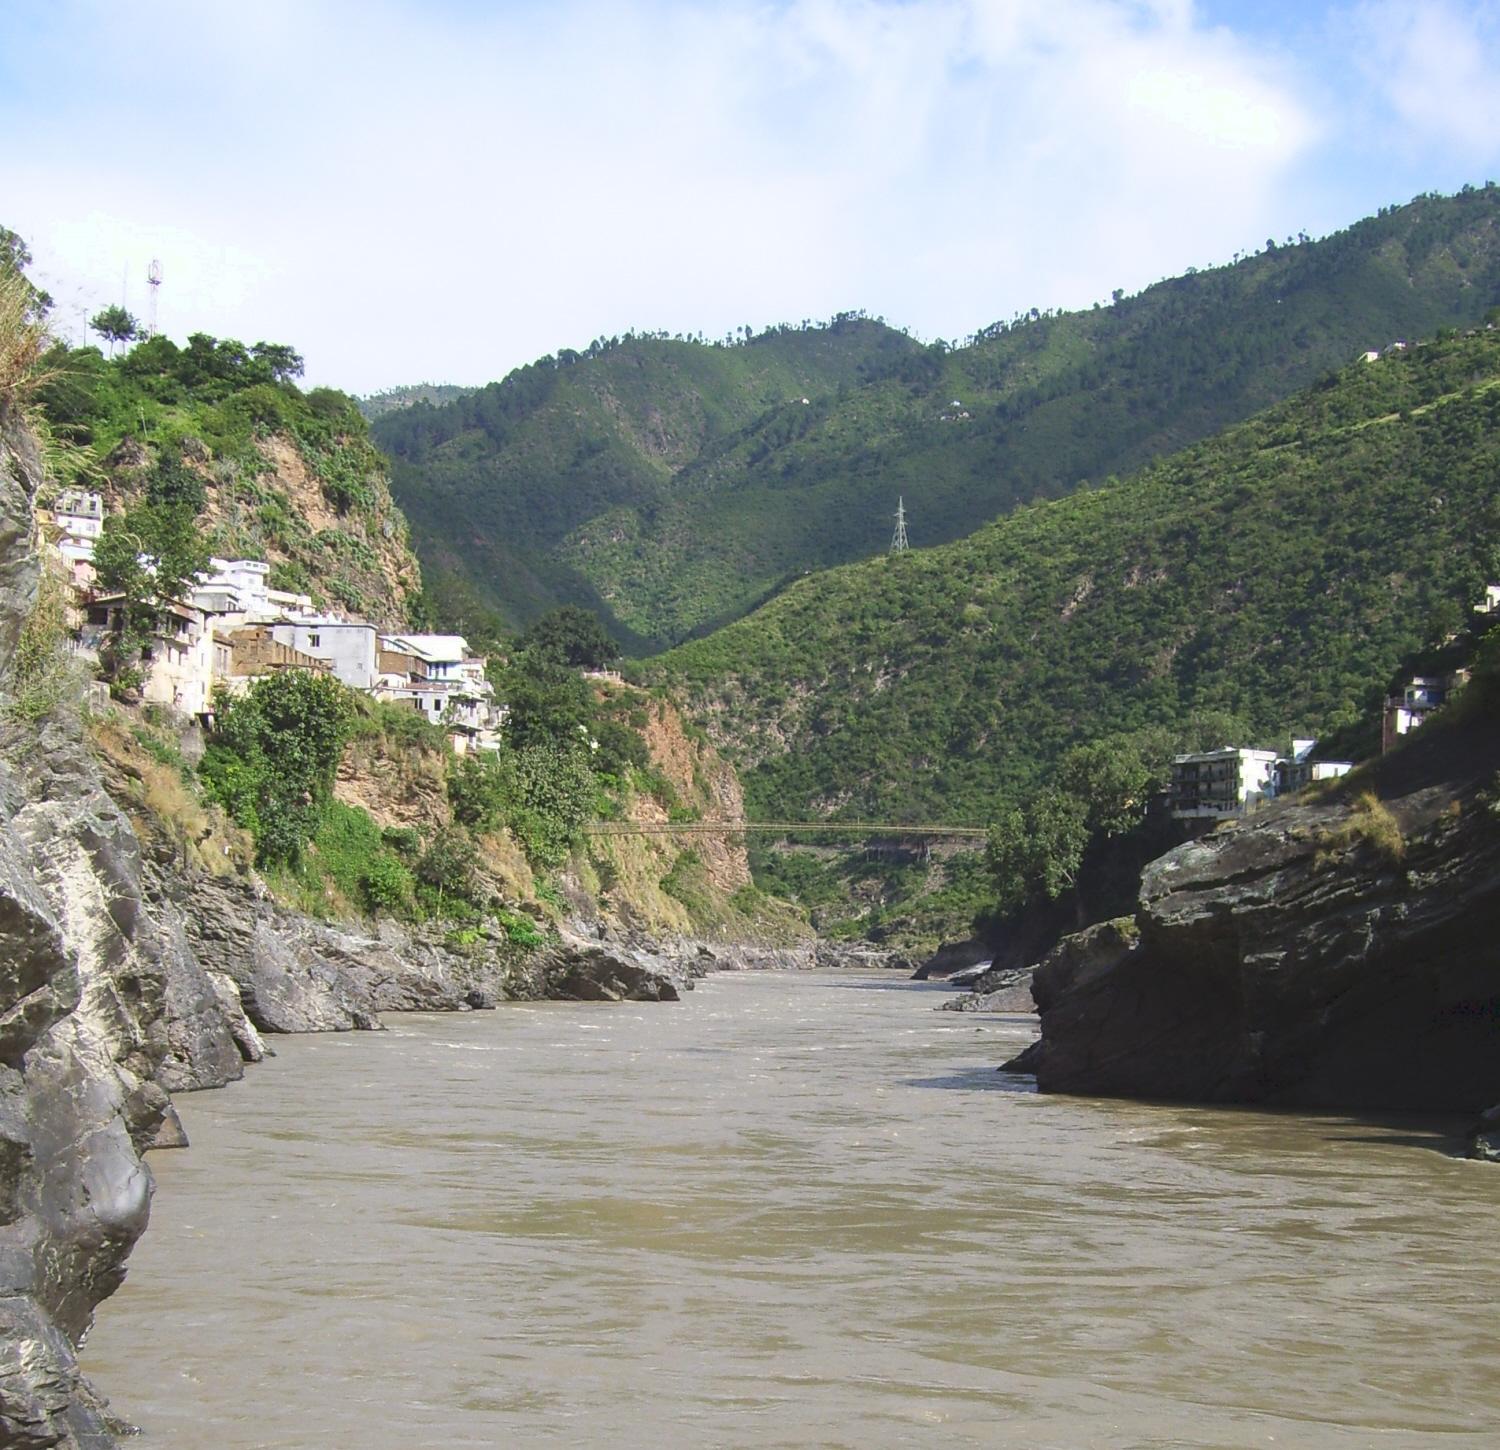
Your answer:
[50,489,104,541]
[190,558,313,621]
[1382,672,1468,751]
[81,595,216,716]
[377,633,504,750]
[1169,747,1279,819]
[1274,738,1353,796]
[43,489,105,589]
[269,619,380,691]
[215,626,333,692]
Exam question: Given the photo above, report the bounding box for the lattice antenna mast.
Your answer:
[146,259,162,338]
[890,495,909,554]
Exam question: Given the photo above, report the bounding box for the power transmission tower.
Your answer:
[890,496,909,553]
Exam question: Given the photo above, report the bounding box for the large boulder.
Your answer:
[535,943,681,1002]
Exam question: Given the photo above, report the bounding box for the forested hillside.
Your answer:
[375,315,921,649]
[654,327,1500,828]
[380,186,1500,648]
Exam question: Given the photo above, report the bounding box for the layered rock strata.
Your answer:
[1023,721,1500,1118]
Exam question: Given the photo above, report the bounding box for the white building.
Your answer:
[51,489,104,542]
[376,632,504,750]
[140,601,217,716]
[1476,583,1500,616]
[380,633,488,686]
[1382,672,1467,750]
[269,618,380,690]
[190,558,313,620]
[45,489,105,589]
[1275,738,1353,795]
[1169,747,1279,819]
[84,594,217,717]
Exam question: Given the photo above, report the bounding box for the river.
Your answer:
[83,972,1500,1449]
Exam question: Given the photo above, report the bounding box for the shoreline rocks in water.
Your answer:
[939,966,1037,1013]
[1469,1104,1500,1162]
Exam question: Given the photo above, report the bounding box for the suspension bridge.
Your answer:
[581,820,989,840]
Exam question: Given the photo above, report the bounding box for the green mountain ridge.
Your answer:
[652,326,1500,828]
[357,382,473,421]
[375,316,921,650]
[380,186,1500,648]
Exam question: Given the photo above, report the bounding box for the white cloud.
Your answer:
[1342,1,1500,156]
[5,0,1325,391]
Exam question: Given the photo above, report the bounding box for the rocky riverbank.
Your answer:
[0,404,786,1446]
[1010,694,1500,1158]
[3,401,906,1440]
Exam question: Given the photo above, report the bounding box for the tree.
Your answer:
[415,827,481,906]
[0,224,52,318]
[89,304,139,357]
[510,740,597,864]
[518,605,618,669]
[500,661,594,751]
[1056,735,1162,837]
[146,454,207,511]
[201,670,354,864]
[984,788,1090,914]
[251,341,304,381]
[448,750,517,830]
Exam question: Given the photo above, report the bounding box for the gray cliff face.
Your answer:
[0,408,240,1446]
[1028,724,1500,1116]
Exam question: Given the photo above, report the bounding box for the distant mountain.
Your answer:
[358,383,473,421]
[378,186,1500,649]
[654,325,1500,826]
[374,316,922,650]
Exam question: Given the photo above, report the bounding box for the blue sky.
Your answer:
[4,0,1500,393]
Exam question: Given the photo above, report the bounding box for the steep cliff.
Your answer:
[0,403,256,1445]
[1024,696,1500,1125]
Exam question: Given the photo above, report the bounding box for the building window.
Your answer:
[308,633,321,648]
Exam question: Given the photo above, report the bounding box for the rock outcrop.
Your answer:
[939,966,1038,1013]
[2,404,252,1446]
[1025,711,1500,1114]
[910,938,990,980]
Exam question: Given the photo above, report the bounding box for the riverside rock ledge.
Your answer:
[1021,717,1500,1133]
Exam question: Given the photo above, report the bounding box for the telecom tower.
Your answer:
[146,259,162,337]
[890,496,909,553]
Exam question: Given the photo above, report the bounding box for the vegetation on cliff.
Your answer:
[381,187,1500,648]
[36,326,423,624]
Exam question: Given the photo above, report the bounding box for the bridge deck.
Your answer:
[582,821,989,839]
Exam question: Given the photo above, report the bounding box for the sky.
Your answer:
[4,0,1500,394]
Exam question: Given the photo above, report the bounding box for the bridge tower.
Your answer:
[890,496,909,554]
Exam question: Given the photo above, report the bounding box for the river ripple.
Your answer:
[83,972,1500,1449]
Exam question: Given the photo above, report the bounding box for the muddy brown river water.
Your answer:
[83,972,1499,1449]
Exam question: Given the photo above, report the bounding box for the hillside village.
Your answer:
[42,485,506,752]
[44,471,1499,829]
